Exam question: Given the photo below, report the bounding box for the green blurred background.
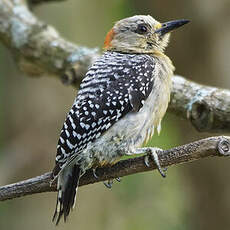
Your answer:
[0,0,230,229]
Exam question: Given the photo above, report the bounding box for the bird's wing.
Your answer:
[53,52,156,176]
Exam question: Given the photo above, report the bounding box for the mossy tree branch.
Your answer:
[170,76,230,133]
[0,0,99,85]
[0,0,230,203]
[0,0,230,133]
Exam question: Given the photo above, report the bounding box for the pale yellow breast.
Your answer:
[142,53,174,144]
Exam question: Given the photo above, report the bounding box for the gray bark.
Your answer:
[0,0,230,203]
[0,136,229,201]
[0,1,229,133]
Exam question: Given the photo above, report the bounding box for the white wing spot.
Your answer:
[96,133,101,138]
[71,123,76,129]
[67,139,74,149]
[80,122,85,128]
[106,123,111,129]
[65,130,70,137]
[92,122,96,128]
[60,137,65,144]
[61,147,66,154]
[73,131,77,137]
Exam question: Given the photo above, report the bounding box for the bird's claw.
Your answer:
[103,180,113,189]
[93,167,121,188]
[92,168,99,179]
[144,147,167,178]
[115,177,121,182]
[103,177,121,189]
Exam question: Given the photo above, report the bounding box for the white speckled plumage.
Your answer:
[52,15,189,225]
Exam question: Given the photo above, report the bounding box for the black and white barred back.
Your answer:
[54,51,155,174]
[52,51,156,224]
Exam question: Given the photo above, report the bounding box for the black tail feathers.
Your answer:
[52,164,81,225]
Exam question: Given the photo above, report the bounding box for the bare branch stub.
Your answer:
[217,139,230,156]
[0,136,229,202]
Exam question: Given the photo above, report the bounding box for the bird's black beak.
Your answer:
[155,19,190,36]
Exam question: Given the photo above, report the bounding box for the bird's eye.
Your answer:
[136,24,148,34]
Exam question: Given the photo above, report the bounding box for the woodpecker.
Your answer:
[52,15,189,224]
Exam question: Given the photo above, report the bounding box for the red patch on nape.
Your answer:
[103,28,115,50]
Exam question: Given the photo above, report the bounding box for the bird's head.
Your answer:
[104,15,189,54]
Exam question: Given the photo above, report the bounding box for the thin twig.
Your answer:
[0,136,229,202]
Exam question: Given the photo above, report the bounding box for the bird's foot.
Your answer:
[115,177,121,182]
[93,168,121,188]
[103,179,113,189]
[143,147,167,178]
[103,177,121,188]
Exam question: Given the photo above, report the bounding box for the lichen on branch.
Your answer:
[1,0,230,133]
[0,0,99,83]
